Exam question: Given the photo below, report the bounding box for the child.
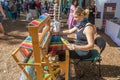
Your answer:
[67,0,78,29]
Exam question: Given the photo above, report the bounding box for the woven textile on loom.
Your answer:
[20,32,41,57]
[20,36,33,57]
[20,57,37,80]
[29,13,48,26]
[49,35,66,55]
[19,36,36,80]
[20,13,49,56]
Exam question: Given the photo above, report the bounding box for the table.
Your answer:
[105,20,120,46]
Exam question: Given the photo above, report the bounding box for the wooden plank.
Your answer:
[38,25,50,43]
[42,50,56,80]
[12,48,32,80]
[65,50,69,80]
[18,62,60,67]
[28,26,43,80]
[12,48,20,56]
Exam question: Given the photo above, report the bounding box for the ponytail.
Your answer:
[82,9,89,18]
[74,6,89,18]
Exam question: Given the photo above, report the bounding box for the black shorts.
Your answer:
[69,50,92,60]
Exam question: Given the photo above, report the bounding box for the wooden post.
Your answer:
[12,48,32,80]
[65,50,69,80]
[28,26,43,80]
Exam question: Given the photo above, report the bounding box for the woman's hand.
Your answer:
[67,44,75,50]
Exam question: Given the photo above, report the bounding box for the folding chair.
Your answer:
[75,36,106,77]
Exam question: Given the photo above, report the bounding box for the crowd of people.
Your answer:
[0,0,51,21]
[0,0,52,39]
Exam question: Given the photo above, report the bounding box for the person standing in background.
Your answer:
[44,1,49,13]
[24,0,29,13]
[15,0,21,17]
[64,1,70,15]
[3,0,9,18]
[35,0,41,18]
[88,0,97,33]
[0,4,7,39]
[10,1,17,22]
[28,0,37,20]
[67,0,78,29]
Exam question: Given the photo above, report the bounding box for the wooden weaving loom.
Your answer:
[12,13,69,80]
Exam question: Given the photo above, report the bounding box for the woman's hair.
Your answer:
[74,6,89,18]
[91,0,95,3]
[72,0,79,7]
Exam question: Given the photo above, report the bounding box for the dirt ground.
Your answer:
[0,14,120,80]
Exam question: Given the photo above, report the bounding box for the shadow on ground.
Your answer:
[3,17,29,33]
[70,61,120,80]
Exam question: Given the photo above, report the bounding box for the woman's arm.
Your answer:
[68,26,94,51]
[52,27,77,35]
[60,27,77,34]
